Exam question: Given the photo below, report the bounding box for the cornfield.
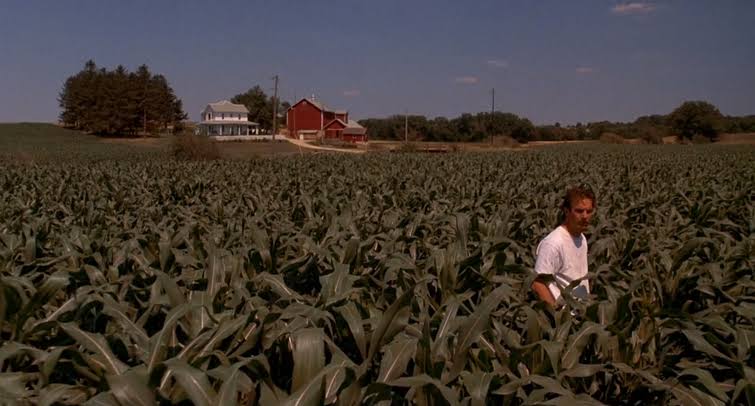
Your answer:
[0,145,753,405]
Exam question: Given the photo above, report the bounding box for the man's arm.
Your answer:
[532,241,561,308]
[532,276,556,308]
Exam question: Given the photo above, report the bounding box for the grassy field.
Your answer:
[717,133,755,144]
[0,123,308,161]
[0,123,754,404]
[2,123,753,159]
[361,134,755,153]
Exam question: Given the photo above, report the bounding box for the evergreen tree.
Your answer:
[58,60,185,136]
[133,65,152,134]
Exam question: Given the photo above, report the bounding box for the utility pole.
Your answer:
[291,90,296,140]
[490,88,495,145]
[405,109,408,143]
[272,75,279,140]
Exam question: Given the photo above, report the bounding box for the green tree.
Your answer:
[574,122,588,140]
[510,118,535,143]
[452,113,479,141]
[484,112,534,142]
[231,86,273,130]
[277,101,291,130]
[59,60,185,136]
[132,65,153,134]
[358,118,394,140]
[668,101,723,140]
[147,74,179,132]
[58,60,98,130]
[427,116,454,141]
[721,115,755,133]
[108,65,132,134]
[536,125,558,141]
[89,67,110,134]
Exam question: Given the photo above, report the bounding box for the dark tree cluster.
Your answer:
[230,86,290,131]
[576,101,753,143]
[667,101,723,140]
[359,112,535,142]
[359,100,753,143]
[59,60,186,136]
[721,115,755,133]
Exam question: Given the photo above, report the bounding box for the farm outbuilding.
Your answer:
[286,97,367,142]
[323,118,367,142]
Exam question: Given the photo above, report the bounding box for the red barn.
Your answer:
[286,97,367,142]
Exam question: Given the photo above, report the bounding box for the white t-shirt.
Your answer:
[534,225,589,303]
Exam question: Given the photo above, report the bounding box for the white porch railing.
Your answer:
[209,135,279,141]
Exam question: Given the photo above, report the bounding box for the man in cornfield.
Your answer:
[531,186,595,308]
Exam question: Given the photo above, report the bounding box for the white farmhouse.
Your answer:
[197,100,259,136]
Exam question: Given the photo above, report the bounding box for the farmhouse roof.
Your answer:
[206,100,249,114]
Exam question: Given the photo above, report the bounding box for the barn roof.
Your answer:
[344,120,366,135]
[343,127,367,135]
[289,98,329,112]
[324,118,364,129]
[323,119,348,129]
[289,98,347,115]
[308,99,328,111]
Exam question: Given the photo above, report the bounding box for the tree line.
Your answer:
[58,66,753,142]
[359,112,536,143]
[358,101,755,143]
[59,60,186,136]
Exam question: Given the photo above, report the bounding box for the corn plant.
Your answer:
[1,145,753,405]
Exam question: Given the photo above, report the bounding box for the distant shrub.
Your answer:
[394,142,419,153]
[690,134,712,144]
[640,128,665,144]
[171,134,220,160]
[492,135,521,148]
[663,135,681,144]
[599,132,626,144]
[316,139,359,149]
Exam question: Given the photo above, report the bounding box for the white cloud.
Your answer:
[576,67,596,74]
[343,89,360,97]
[487,59,509,68]
[612,2,656,15]
[455,76,479,84]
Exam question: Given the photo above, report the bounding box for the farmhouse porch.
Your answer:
[198,121,260,136]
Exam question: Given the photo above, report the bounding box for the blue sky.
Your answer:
[1,1,753,125]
